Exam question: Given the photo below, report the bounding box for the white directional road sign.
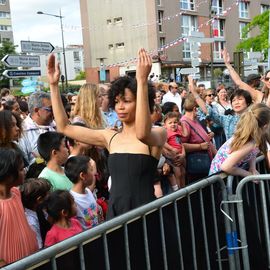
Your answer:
[187,37,215,43]
[2,55,40,67]
[21,40,55,54]
[3,69,41,78]
[179,67,200,74]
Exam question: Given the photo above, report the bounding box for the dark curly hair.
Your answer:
[108,76,155,113]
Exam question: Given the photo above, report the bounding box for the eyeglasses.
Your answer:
[40,106,53,112]
[206,94,215,97]
[265,77,270,82]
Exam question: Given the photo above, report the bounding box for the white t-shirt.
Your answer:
[162,91,182,113]
[70,188,99,230]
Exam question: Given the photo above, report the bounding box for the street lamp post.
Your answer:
[37,9,68,89]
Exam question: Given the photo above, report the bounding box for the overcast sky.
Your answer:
[9,0,83,51]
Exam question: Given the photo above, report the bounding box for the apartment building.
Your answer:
[0,0,13,43]
[80,0,270,83]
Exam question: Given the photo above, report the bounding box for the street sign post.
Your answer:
[21,40,55,54]
[2,55,40,68]
[3,69,41,78]
[179,67,200,74]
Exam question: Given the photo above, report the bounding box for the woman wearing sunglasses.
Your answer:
[222,48,270,105]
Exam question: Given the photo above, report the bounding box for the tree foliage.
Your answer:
[0,40,17,88]
[237,10,269,59]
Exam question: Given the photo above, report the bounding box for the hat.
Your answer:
[246,74,261,83]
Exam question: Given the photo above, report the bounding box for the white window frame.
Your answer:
[157,0,162,6]
[213,41,225,59]
[239,2,249,19]
[212,19,225,37]
[181,15,197,36]
[116,42,125,49]
[114,17,123,24]
[160,37,165,47]
[0,0,6,5]
[180,0,195,11]
[239,22,249,39]
[211,0,223,15]
[0,12,10,18]
[158,10,164,32]
[261,5,269,14]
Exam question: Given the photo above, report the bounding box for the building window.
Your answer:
[160,37,165,47]
[0,12,10,18]
[156,0,161,6]
[211,0,223,15]
[158,10,164,32]
[107,19,112,25]
[239,22,249,39]
[239,2,249,19]
[2,37,9,42]
[261,5,269,14]
[183,43,191,59]
[180,0,195,11]
[0,25,11,31]
[114,17,122,24]
[181,15,197,36]
[0,0,6,5]
[213,41,225,59]
[116,42,125,48]
[212,19,224,37]
[73,51,80,61]
[108,44,114,50]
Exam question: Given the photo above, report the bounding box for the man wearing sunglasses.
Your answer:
[162,82,182,113]
[19,91,55,166]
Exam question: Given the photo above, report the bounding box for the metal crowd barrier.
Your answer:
[3,175,230,270]
[3,156,270,270]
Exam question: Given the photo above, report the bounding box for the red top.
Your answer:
[0,187,38,264]
[166,127,183,153]
[45,218,83,247]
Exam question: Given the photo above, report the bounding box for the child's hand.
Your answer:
[162,163,171,175]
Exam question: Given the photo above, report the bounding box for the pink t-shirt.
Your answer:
[166,127,183,153]
[45,218,83,247]
[0,187,38,264]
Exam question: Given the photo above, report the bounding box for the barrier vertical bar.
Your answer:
[51,257,57,270]
[174,200,184,269]
[159,207,168,270]
[199,189,210,269]
[142,215,151,270]
[210,185,222,270]
[79,244,86,270]
[252,183,261,242]
[103,233,110,270]
[188,195,197,270]
[123,223,131,270]
[259,181,270,267]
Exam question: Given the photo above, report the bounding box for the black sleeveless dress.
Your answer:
[107,153,158,219]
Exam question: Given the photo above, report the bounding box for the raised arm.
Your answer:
[222,48,261,102]
[135,49,166,147]
[47,54,109,148]
[187,75,207,114]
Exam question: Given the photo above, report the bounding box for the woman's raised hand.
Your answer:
[47,54,61,87]
[136,48,152,83]
[222,48,230,65]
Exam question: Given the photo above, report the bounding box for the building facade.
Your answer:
[0,0,13,43]
[80,0,270,84]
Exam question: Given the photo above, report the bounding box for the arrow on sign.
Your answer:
[3,70,41,78]
[2,55,40,68]
[21,40,55,54]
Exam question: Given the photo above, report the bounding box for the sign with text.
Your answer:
[21,40,55,54]
[3,69,41,78]
[2,55,40,67]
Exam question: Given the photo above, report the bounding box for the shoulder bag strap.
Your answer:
[182,119,206,142]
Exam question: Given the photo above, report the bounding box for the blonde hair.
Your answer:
[72,83,104,129]
[230,103,270,154]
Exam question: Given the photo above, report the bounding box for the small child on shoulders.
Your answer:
[37,131,73,191]
[20,178,52,249]
[65,155,103,229]
[44,190,83,247]
[0,148,38,266]
[163,112,186,190]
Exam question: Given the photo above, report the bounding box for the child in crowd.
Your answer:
[65,156,103,229]
[20,178,52,249]
[163,112,186,189]
[0,148,38,266]
[44,190,83,247]
[38,131,73,190]
[209,103,270,177]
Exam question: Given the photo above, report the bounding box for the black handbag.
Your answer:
[182,120,211,175]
